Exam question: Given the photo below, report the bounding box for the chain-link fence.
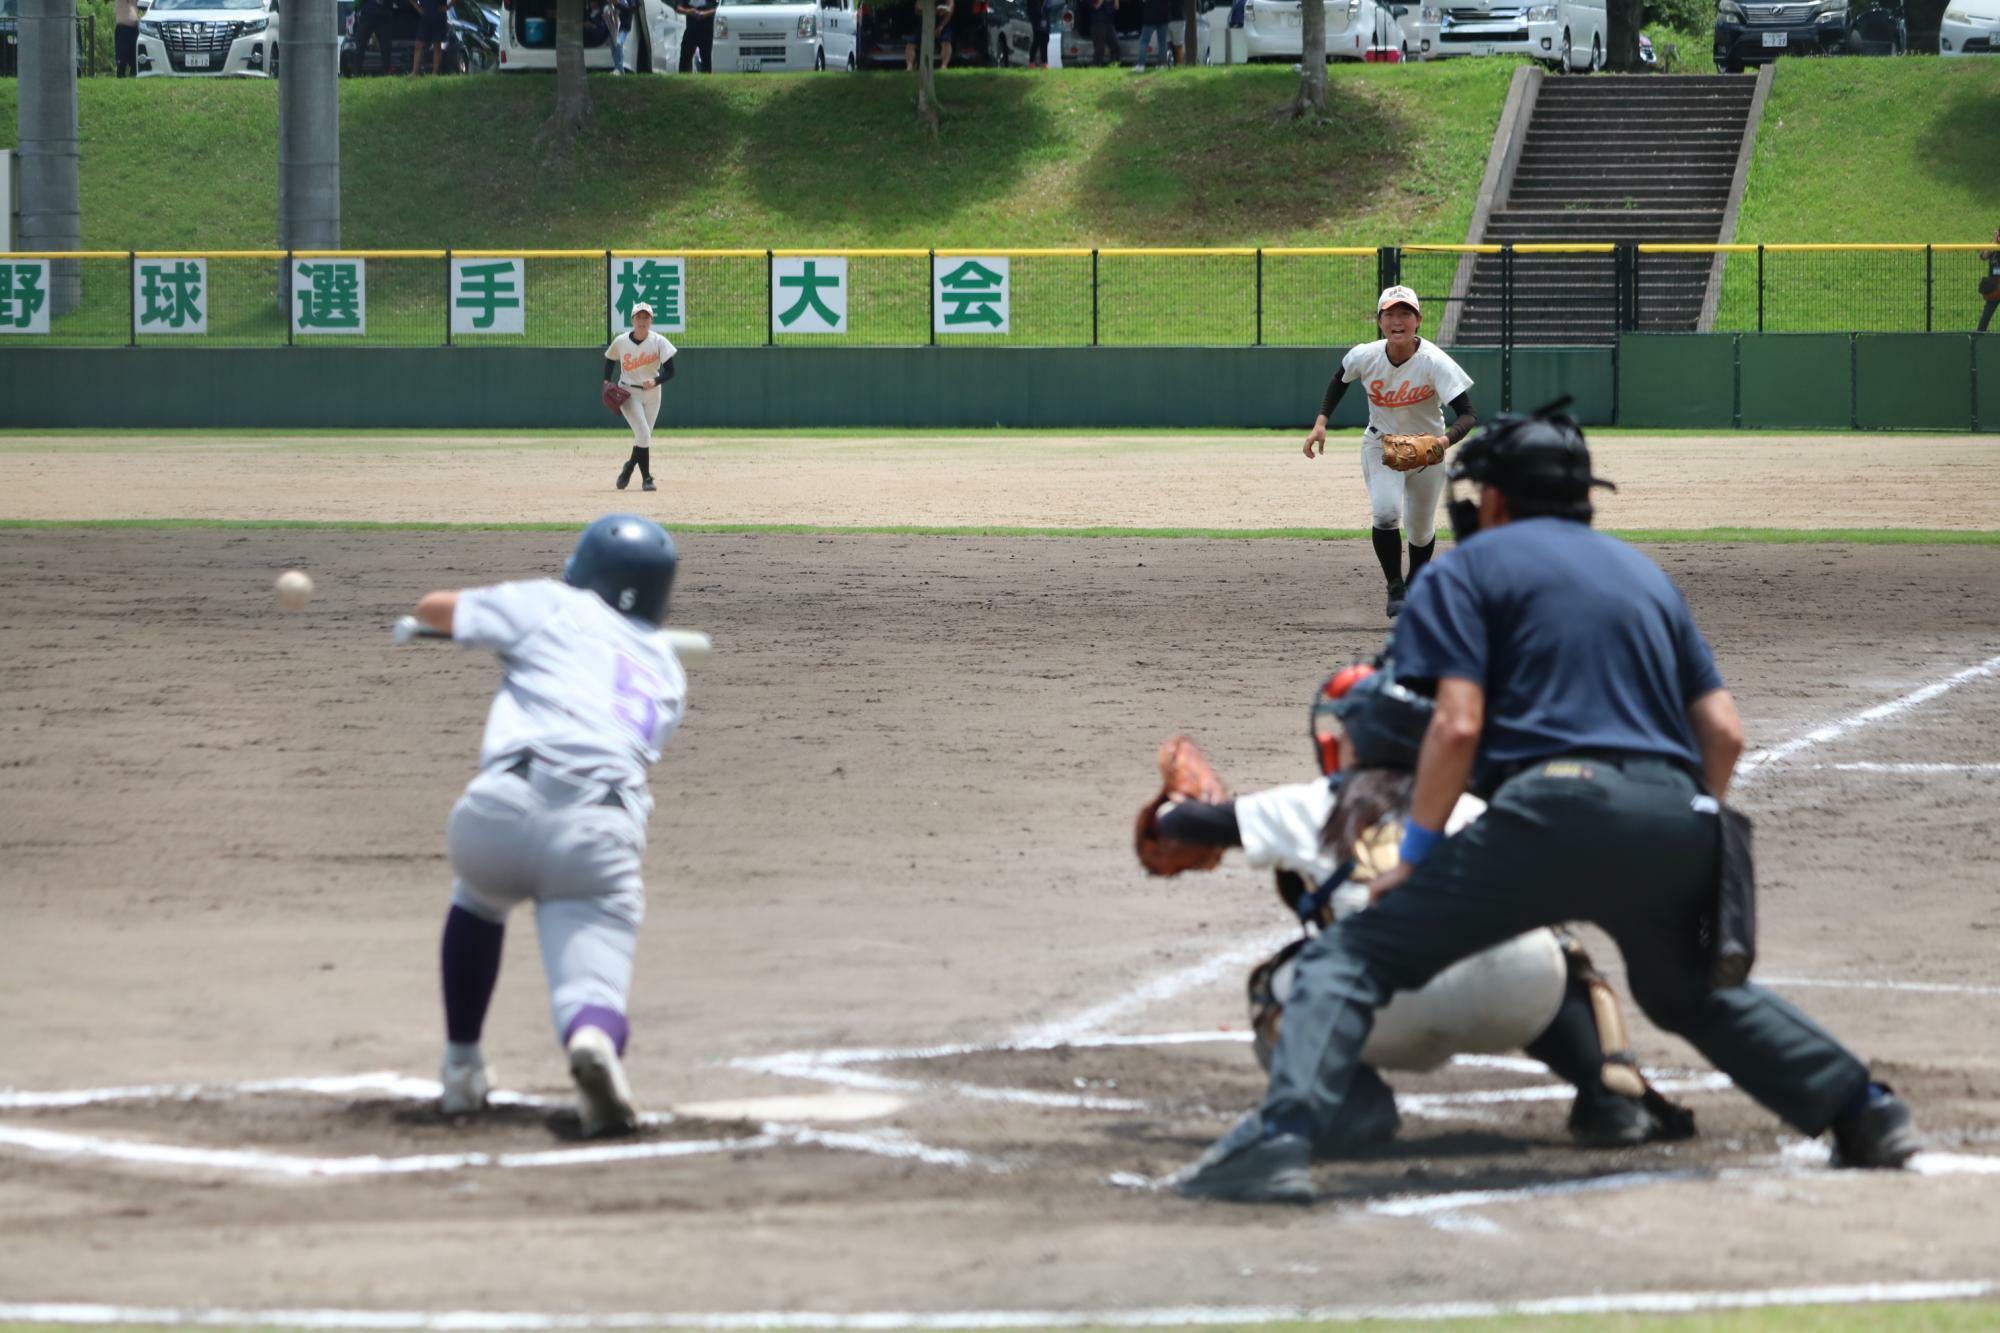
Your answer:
[4,244,1995,348]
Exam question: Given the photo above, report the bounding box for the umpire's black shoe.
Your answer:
[1170,1112,1314,1205]
[1830,1083,1920,1169]
[616,462,635,490]
[1568,1093,1659,1148]
[1313,1065,1402,1158]
[1385,580,1408,619]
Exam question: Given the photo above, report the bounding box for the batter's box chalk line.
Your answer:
[0,1072,994,1181]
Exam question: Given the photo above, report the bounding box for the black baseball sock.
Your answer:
[635,447,652,482]
[440,905,505,1046]
[1370,526,1403,587]
[1406,538,1436,583]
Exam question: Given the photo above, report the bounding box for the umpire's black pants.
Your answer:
[680,22,712,70]
[1262,754,1870,1138]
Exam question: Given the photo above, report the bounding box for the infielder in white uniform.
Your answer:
[604,302,677,494]
[1303,285,1477,620]
[1140,661,1693,1156]
[412,515,687,1138]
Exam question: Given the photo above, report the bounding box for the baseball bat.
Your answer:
[392,616,712,663]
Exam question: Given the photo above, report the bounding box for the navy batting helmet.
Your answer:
[1331,669,1434,772]
[563,514,678,626]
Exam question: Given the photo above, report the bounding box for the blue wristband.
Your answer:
[1398,821,1443,866]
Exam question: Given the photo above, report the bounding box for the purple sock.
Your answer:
[441,905,505,1046]
[564,1005,630,1056]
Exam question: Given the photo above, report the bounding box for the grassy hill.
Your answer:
[0,63,1516,251]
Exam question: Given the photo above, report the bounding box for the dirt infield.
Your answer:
[3,512,1999,1319]
[4,430,2000,529]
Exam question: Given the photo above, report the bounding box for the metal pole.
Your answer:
[1925,245,1933,333]
[18,0,82,315]
[128,252,137,347]
[286,250,295,346]
[1090,249,1099,348]
[605,249,615,342]
[1254,249,1263,348]
[766,249,775,347]
[1756,244,1764,333]
[444,248,453,346]
[1501,244,1513,411]
[928,248,936,347]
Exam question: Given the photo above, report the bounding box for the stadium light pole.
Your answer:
[17,0,82,315]
[278,0,341,308]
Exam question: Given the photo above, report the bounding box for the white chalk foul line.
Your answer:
[1811,762,2000,774]
[1764,975,2000,998]
[1010,925,1298,1047]
[1736,650,2000,786]
[7,1280,2000,1329]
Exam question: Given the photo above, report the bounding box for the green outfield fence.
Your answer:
[0,244,1995,349]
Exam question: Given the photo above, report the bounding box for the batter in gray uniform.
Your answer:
[412,515,687,1138]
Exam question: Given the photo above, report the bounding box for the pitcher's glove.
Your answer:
[1135,735,1229,877]
[1381,433,1449,472]
[602,383,632,413]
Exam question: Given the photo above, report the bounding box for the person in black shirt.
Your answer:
[678,0,716,70]
[1978,227,1999,335]
[1172,406,1920,1205]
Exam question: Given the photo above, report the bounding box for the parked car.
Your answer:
[1231,0,1408,61]
[498,0,676,70]
[1410,0,1606,70]
[712,0,822,70]
[1844,0,1905,53]
[1052,0,1221,66]
[821,0,1027,68]
[1940,0,1999,51]
[1713,0,1850,70]
[135,0,281,75]
[339,0,501,72]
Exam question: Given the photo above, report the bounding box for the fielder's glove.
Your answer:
[1134,735,1230,877]
[1380,433,1449,472]
[602,383,633,413]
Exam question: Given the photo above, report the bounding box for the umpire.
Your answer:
[1172,407,1919,1205]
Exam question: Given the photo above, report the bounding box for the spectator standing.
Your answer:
[906,0,954,67]
[413,0,450,73]
[352,0,398,73]
[1026,0,1049,65]
[611,0,636,70]
[678,0,716,70]
[1134,0,1169,69]
[1088,0,1116,63]
[114,0,139,76]
[1978,227,2000,335]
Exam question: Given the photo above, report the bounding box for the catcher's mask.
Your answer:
[1310,662,1376,775]
[564,513,678,626]
[1332,668,1434,772]
[1445,398,1615,544]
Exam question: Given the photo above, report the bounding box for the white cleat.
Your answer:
[567,1027,640,1139]
[440,1059,492,1116]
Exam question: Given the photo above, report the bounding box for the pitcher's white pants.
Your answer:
[1361,430,1446,545]
[619,384,663,450]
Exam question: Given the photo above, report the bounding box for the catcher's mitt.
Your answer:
[1380,432,1449,472]
[1134,734,1229,877]
[602,382,632,413]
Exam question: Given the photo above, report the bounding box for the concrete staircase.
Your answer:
[1452,73,1761,347]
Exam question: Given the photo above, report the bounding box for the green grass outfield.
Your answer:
[8,1302,2000,1332]
[2,518,1991,544]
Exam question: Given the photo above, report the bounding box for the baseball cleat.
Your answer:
[1830,1083,1920,1168]
[1568,1093,1659,1148]
[568,1026,640,1139]
[616,462,635,490]
[1385,580,1408,619]
[1312,1065,1401,1158]
[642,478,657,492]
[1169,1112,1314,1205]
[439,1058,492,1116]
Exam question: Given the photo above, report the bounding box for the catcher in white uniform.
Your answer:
[602,302,677,494]
[409,515,688,1138]
[1303,285,1477,620]
[1135,660,1693,1155]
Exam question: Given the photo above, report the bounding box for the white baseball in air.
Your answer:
[662,629,711,664]
[275,569,315,611]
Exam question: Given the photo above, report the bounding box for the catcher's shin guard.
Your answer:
[1549,930,1697,1141]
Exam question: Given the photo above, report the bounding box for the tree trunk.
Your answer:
[18,0,82,314]
[1178,0,1195,63]
[553,0,592,147]
[1288,0,1326,118]
[1606,0,1641,69]
[915,0,941,136]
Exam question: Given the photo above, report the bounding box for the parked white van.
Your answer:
[1409,0,1605,69]
[499,0,680,71]
[1238,0,1411,61]
[711,0,821,70]
[135,0,281,76]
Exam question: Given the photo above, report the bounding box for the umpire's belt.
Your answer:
[1485,748,1698,793]
[504,754,626,808]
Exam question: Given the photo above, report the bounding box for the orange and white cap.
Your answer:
[1376,285,1421,314]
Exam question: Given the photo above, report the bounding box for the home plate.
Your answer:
[674,1092,906,1123]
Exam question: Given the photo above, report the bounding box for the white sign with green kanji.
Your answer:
[933,257,1010,335]
[292,259,367,336]
[133,258,208,336]
[771,257,847,336]
[0,261,51,335]
[610,256,686,333]
[452,257,526,336]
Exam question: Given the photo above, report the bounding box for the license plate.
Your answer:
[184,50,211,65]
[737,57,759,69]
[1760,30,1788,45]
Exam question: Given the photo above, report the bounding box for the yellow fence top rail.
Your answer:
[1261,247,1377,258]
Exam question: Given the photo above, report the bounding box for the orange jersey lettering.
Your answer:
[1367,378,1435,410]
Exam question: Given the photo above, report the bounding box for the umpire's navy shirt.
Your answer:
[1394,517,1724,790]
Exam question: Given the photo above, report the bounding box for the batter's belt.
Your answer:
[504,754,628,809]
